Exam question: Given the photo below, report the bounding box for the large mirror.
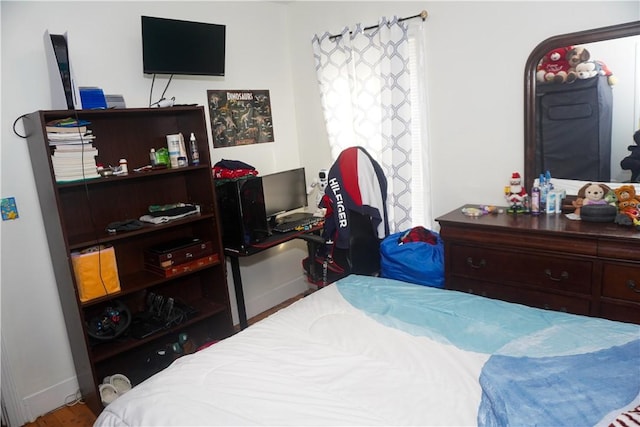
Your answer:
[524,21,640,195]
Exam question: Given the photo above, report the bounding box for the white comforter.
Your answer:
[95,281,488,426]
[95,275,640,426]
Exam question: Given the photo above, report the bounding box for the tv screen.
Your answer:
[142,16,225,76]
[262,168,308,219]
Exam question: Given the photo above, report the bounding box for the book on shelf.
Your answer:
[53,160,100,181]
[52,163,99,174]
[46,117,91,128]
[53,143,96,152]
[51,158,98,167]
[55,171,100,180]
[53,151,98,159]
[50,137,100,182]
[54,170,100,182]
[46,125,88,134]
[48,131,94,144]
[55,174,100,183]
[49,139,96,147]
[53,148,98,158]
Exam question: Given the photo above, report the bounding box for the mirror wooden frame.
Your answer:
[524,20,640,196]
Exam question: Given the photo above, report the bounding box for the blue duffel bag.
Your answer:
[380,226,444,288]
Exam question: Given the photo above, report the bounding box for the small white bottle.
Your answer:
[119,158,128,175]
[189,133,200,165]
[149,148,157,167]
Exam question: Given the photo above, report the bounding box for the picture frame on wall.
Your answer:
[207,89,274,148]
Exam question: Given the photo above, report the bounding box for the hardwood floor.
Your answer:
[22,291,310,427]
[21,404,96,427]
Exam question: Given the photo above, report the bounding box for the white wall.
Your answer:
[1,1,305,423]
[1,0,638,424]
[289,1,639,219]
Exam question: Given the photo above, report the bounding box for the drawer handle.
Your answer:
[466,257,486,269]
[544,269,569,282]
[627,280,640,294]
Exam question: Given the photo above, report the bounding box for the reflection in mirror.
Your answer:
[524,21,640,195]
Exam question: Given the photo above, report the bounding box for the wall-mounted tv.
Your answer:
[141,16,226,76]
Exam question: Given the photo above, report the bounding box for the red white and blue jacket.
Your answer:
[320,146,389,249]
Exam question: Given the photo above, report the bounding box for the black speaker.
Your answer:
[216,177,269,251]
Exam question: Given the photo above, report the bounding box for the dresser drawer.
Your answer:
[449,244,593,294]
[598,300,640,324]
[601,262,640,303]
[448,278,591,315]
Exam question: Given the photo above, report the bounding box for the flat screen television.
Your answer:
[262,168,309,221]
[141,16,225,76]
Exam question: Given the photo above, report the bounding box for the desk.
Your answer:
[225,224,323,329]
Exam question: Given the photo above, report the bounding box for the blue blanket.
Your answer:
[337,275,640,426]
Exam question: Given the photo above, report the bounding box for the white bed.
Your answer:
[95,275,640,426]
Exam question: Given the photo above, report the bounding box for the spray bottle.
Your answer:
[189,133,200,166]
[539,173,547,213]
[531,183,541,215]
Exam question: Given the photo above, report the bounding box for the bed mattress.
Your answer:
[95,275,640,426]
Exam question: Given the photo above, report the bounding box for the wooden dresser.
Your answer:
[436,206,640,325]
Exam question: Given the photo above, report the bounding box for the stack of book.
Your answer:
[47,118,99,182]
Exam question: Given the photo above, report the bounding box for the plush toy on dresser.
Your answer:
[566,46,590,72]
[613,184,640,228]
[571,182,612,217]
[614,185,640,209]
[563,45,590,83]
[572,183,623,223]
[575,59,617,85]
[536,46,574,83]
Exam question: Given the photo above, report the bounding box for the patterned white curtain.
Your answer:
[312,17,432,233]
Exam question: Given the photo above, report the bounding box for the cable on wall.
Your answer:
[13,114,30,138]
[148,73,175,107]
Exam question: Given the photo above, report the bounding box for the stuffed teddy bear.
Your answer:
[620,130,640,182]
[566,46,590,69]
[575,60,617,85]
[614,185,640,229]
[575,60,600,79]
[536,46,573,84]
[565,46,590,83]
[572,182,611,216]
[613,184,640,211]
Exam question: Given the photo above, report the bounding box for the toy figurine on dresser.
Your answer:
[505,172,529,214]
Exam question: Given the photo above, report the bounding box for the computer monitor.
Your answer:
[262,167,308,221]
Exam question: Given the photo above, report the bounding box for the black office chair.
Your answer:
[302,146,390,287]
[621,130,640,182]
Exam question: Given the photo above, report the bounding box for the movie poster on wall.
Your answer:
[207,89,274,148]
